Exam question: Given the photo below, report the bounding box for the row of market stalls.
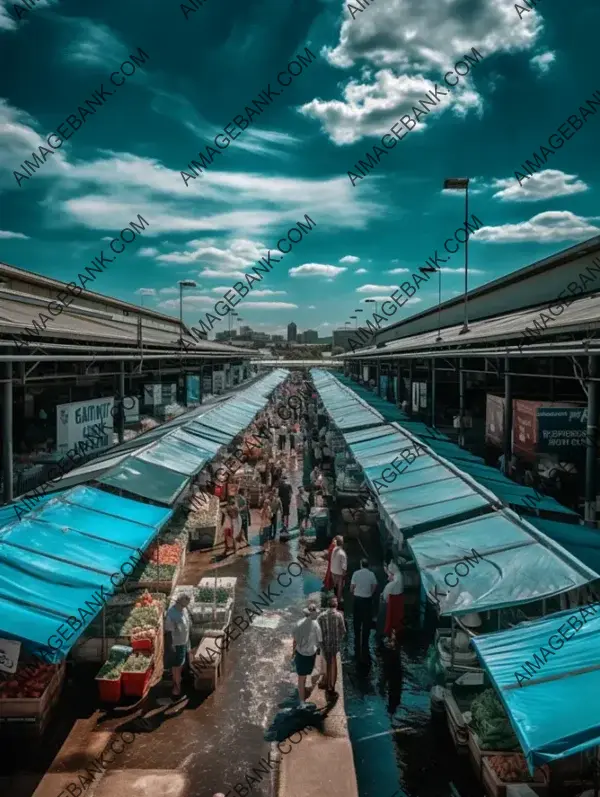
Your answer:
[311,368,600,796]
[0,370,288,731]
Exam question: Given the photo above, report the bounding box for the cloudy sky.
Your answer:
[1,0,599,339]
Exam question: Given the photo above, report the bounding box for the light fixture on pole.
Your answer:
[350,315,357,329]
[365,298,379,316]
[443,177,470,334]
[178,281,197,346]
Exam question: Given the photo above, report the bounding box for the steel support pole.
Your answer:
[199,361,204,405]
[408,360,413,415]
[458,357,465,447]
[3,361,13,504]
[585,355,598,527]
[117,361,125,444]
[376,361,381,396]
[431,358,436,428]
[503,357,513,476]
[397,360,402,407]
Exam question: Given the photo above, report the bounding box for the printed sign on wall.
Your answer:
[56,398,113,456]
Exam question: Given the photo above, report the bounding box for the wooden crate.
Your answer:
[0,660,66,735]
[191,637,223,693]
[467,730,513,778]
[443,689,468,754]
[481,756,549,797]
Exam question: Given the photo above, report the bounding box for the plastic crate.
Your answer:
[96,675,122,703]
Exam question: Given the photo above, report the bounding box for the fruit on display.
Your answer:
[143,542,182,566]
[85,593,163,637]
[0,662,58,699]
[123,653,152,672]
[132,561,177,582]
[487,754,549,783]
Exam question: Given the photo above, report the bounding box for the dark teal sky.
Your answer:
[1,0,599,339]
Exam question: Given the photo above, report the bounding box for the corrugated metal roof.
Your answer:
[347,290,600,357]
[0,290,249,354]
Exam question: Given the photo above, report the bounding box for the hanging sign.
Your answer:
[0,638,20,674]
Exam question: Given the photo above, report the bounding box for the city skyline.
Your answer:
[0,1,598,341]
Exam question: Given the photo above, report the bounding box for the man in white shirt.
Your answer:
[350,559,377,661]
[292,603,323,702]
[330,536,348,605]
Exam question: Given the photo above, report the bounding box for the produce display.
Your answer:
[123,653,152,672]
[0,662,58,699]
[195,586,229,604]
[470,689,519,751]
[130,561,177,583]
[143,541,182,566]
[486,754,549,784]
[85,592,163,638]
[96,647,130,680]
[186,493,219,529]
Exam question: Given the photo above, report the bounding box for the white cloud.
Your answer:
[158,287,179,295]
[491,170,589,202]
[157,295,214,311]
[157,239,267,277]
[357,284,399,293]
[473,211,600,243]
[249,289,287,297]
[289,264,347,278]
[0,229,28,239]
[355,268,368,274]
[241,302,298,310]
[0,0,58,31]
[308,305,316,309]
[138,247,160,257]
[387,267,410,274]
[301,71,482,145]
[300,0,542,144]
[63,20,130,68]
[530,51,555,75]
[340,255,360,263]
[135,288,156,296]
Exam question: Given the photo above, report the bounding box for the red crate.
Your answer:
[122,666,153,697]
[132,637,153,653]
[96,675,122,703]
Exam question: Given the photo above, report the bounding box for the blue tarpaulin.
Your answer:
[408,509,598,616]
[0,485,172,660]
[472,604,600,771]
[531,517,600,574]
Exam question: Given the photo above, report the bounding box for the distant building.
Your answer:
[271,334,284,342]
[287,322,297,342]
[302,329,318,344]
[333,329,356,351]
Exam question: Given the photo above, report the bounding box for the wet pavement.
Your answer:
[4,442,485,797]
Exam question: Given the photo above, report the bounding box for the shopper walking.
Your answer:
[260,497,272,551]
[278,475,293,533]
[297,486,310,536]
[165,594,192,698]
[317,595,346,701]
[351,558,377,661]
[278,420,288,452]
[330,536,347,605]
[382,560,405,649]
[292,603,322,703]
[236,488,250,546]
[269,489,282,542]
[222,499,238,556]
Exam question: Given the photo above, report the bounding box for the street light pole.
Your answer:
[443,177,470,334]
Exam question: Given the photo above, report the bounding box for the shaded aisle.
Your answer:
[340,540,483,797]
[88,452,323,797]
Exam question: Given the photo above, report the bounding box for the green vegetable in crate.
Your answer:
[97,661,123,679]
[123,653,152,672]
[195,586,229,604]
[470,688,519,750]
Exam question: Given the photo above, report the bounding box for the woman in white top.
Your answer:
[382,561,405,647]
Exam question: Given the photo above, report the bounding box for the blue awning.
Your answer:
[0,485,172,660]
[530,517,600,574]
[97,457,190,505]
[472,605,600,771]
[408,509,598,616]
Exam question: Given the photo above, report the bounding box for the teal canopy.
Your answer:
[472,604,600,771]
[408,509,598,616]
[0,485,172,660]
[531,517,600,574]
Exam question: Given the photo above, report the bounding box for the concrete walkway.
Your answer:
[29,445,358,797]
